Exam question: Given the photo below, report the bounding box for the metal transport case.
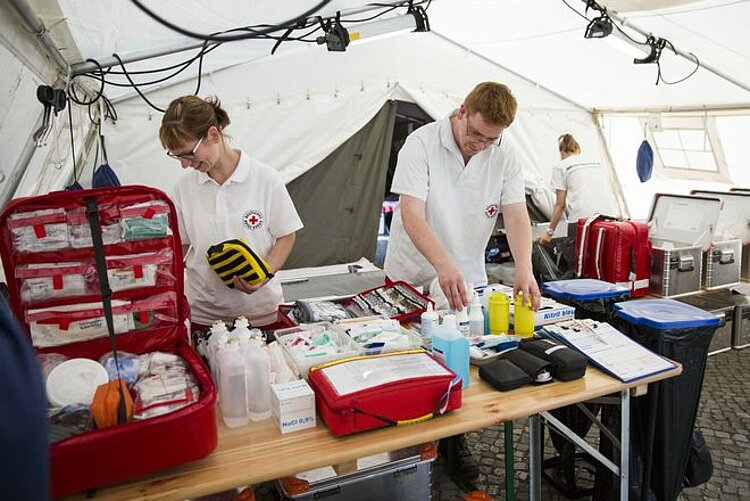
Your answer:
[675,292,733,355]
[691,190,750,289]
[276,444,436,500]
[647,194,721,298]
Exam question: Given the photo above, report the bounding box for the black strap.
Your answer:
[85,196,128,425]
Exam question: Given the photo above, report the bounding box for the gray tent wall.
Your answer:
[284,100,396,268]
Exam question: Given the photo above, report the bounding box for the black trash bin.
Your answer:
[607,299,722,501]
[538,279,632,497]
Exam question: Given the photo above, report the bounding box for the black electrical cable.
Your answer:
[560,0,592,21]
[113,54,165,113]
[68,58,106,106]
[194,39,209,95]
[130,0,332,42]
[66,96,78,180]
[656,40,701,85]
[104,42,223,75]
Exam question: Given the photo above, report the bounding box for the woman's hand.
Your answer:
[233,275,269,295]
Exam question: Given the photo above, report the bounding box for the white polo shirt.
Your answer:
[173,150,303,327]
[550,156,618,222]
[384,113,526,289]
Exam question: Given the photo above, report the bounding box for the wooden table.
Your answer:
[70,363,682,501]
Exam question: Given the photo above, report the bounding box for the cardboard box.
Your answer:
[272,379,316,434]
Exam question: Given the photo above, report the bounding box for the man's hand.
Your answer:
[513,268,541,311]
[438,263,468,311]
[233,275,269,295]
[538,232,552,245]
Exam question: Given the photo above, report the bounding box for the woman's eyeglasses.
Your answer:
[167,135,204,160]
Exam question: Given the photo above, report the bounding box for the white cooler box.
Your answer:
[276,444,436,501]
[691,190,750,289]
[648,194,722,298]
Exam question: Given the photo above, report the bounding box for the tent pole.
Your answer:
[430,31,591,113]
[607,9,750,94]
[593,112,630,219]
[70,0,410,76]
[70,41,209,76]
[7,0,68,73]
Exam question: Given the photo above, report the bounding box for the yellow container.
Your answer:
[514,294,535,338]
[488,293,509,335]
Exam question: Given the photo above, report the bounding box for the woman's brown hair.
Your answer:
[558,133,581,155]
[159,95,231,150]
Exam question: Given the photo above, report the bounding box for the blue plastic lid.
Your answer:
[613,299,722,330]
[542,279,631,301]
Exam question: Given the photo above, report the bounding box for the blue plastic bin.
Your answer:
[542,279,631,322]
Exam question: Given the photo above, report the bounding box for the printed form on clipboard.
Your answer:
[542,319,677,383]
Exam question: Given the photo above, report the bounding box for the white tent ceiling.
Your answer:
[21,0,750,110]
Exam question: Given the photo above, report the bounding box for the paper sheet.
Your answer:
[321,353,450,396]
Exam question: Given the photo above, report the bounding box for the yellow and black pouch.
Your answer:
[206,238,273,288]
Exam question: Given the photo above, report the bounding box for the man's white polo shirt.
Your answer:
[384,114,525,289]
[173,150,303,326]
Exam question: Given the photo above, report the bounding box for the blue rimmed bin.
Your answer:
[609,299,723,501]
[542,279,631,323]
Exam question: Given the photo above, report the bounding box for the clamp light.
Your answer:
[317,6,429,52]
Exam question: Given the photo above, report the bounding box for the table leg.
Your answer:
[528,414,542,501]
[620,389,630,501]
[505,421,515,501]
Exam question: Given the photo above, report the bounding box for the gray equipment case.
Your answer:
[648,194,722,298]
[691,190,750,289]
[276,444,436,500]
[676,289,750,353]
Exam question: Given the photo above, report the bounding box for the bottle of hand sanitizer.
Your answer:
[431,314,470,389]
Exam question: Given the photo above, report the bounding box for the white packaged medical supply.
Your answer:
[271,379,316,434]
[67,205,122,248]
[17,262,93,303]
[8,208,69,253]
[26,300,133,347]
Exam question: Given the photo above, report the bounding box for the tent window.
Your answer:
[644,115,730,183]
[652,129,717,172]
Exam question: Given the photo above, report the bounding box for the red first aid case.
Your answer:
[575,215,652,298]
[307,350,462,437]
[0,186,217,498]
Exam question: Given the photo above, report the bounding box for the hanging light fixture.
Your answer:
[317,6,429,52]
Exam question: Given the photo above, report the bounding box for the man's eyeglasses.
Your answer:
[465,120,502,147]
[167,135,204,160]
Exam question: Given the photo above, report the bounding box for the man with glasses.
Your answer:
[383,82,541,480]
[385,81,540,311]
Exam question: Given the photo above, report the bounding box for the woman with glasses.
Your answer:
[159,95,303,330]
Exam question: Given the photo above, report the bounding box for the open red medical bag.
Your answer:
[0,185,217,497]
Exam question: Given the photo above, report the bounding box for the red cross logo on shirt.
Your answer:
[485,204,499,218]
[242,209,264,230]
